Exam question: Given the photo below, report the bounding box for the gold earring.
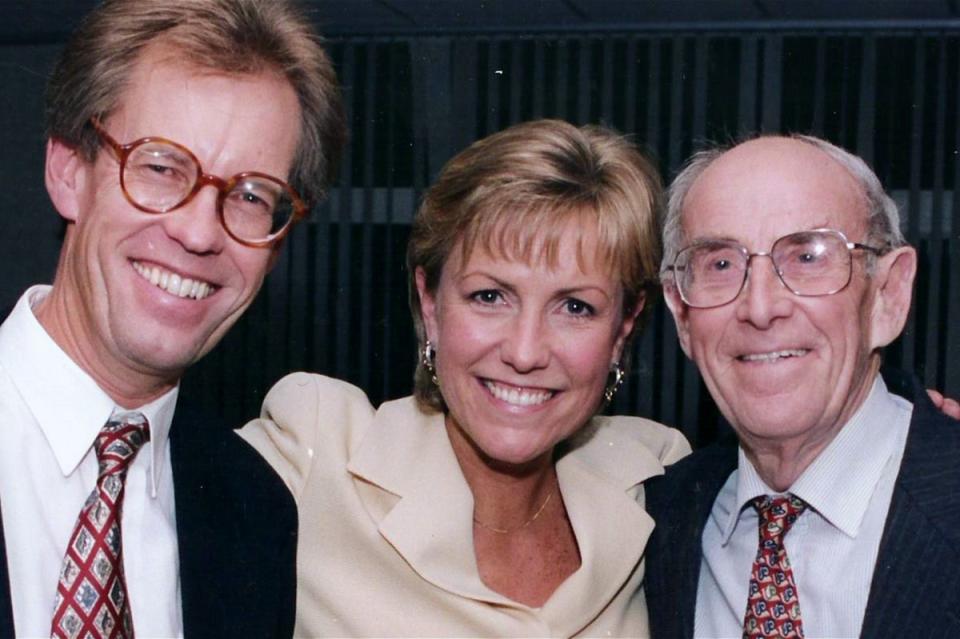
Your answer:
[604,363,625,403]
[421,340,439,386]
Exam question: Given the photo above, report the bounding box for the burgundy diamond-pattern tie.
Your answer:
[51,412,150,639]
[743,494,807,639]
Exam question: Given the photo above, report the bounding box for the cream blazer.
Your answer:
[240,373,690,638]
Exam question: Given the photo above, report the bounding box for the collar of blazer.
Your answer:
[348,398,665,627]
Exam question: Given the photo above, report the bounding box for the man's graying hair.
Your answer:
[660,134,906,278]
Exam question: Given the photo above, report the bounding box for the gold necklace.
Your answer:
[473,490,554,534]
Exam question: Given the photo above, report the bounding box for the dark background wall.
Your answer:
[2,1,958,447]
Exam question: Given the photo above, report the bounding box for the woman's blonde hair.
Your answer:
[407,119,663,412]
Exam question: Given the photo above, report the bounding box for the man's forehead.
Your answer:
[681,137,868,242]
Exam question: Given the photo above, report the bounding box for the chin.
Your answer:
[122,335,208,377]
[479,438,554,468]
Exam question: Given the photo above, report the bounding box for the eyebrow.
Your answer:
[459,270,613,301]
[686,223,837,245]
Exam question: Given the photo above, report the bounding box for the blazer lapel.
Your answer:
[170,407,234,637]
[349,400,673,631]
[170,404,297,639]
[348,399,501,603]
[646,437,738,639]
[542,449,657,635]
[860,379,960,637]
[0,501,15,637]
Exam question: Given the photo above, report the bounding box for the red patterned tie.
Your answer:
[51,413,150,639]
[743,494,807,639]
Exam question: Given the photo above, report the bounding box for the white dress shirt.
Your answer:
[0,286,183,639]
[694,376,913,639]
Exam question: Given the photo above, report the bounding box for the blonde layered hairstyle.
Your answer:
[407,119,663,413]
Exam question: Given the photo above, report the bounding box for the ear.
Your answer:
[663,281,693,358]
[415,266,439,343]
[45,138,88,223]
[611,292,646,363]
[868,245,917,350]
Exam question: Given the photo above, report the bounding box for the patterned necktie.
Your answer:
[743,494,807,639]
[52,412,150,639]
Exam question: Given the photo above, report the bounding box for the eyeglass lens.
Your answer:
[676,230,853,307]
[124,140,296,242]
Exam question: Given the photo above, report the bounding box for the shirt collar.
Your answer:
[720,376,903,543]
[0,285,178,496]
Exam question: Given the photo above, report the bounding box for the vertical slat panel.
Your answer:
[312,189,333,377]
[857,35,877,162]
[907,36,926,244]
[646,37,662,152]
[577,36,590,123]
[614,37,652,416]
[555,39,569,119]
[380,42,399,400]
[930,37,948,246]
[285,213,309,376]
[486,38,500,136]
[264,215,293,387]
[450,38,478,154]
[949,47,960,397]
[925,37,949,389]
[334,43,357,379]
[681,34,710,434]
[668,36,686,170]
[601,37,615,125]
[692,36,709,143]
[638,36,663,424]
[812,35,827,136]
[739,36,759,135]
[835,36,852,146]
[762,34,782,131]
[418,38,455,177]
[505,39,520,125]
[532,40,546,119]
[624,38,639,135]
[357,42,377,392]
[947,239,960,396]
[660,35,687,430]
[902,36,926,375]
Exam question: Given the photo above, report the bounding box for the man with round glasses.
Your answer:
[0,0,345,637]
[645,135,960,637]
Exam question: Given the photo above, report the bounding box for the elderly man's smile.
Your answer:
[736,348,810,363]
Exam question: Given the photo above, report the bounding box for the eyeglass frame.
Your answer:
[663,227,888,309]
[89,117,308,248]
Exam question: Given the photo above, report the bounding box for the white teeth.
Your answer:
[132,261,215,300]
[484,381,553,406]
[740,349,809,362]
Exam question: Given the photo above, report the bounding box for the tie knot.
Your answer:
[752,494,806,539]
[95,411,150,478]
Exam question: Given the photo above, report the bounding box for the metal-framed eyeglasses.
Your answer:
[664,228,887,309]
[90,117,307,247]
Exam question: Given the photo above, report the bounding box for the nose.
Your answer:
[734,255,794,328]
[160,185,226,255]
[500,309,551,372]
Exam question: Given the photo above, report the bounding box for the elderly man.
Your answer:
[0,1,344,637]
[644,135,960,638]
